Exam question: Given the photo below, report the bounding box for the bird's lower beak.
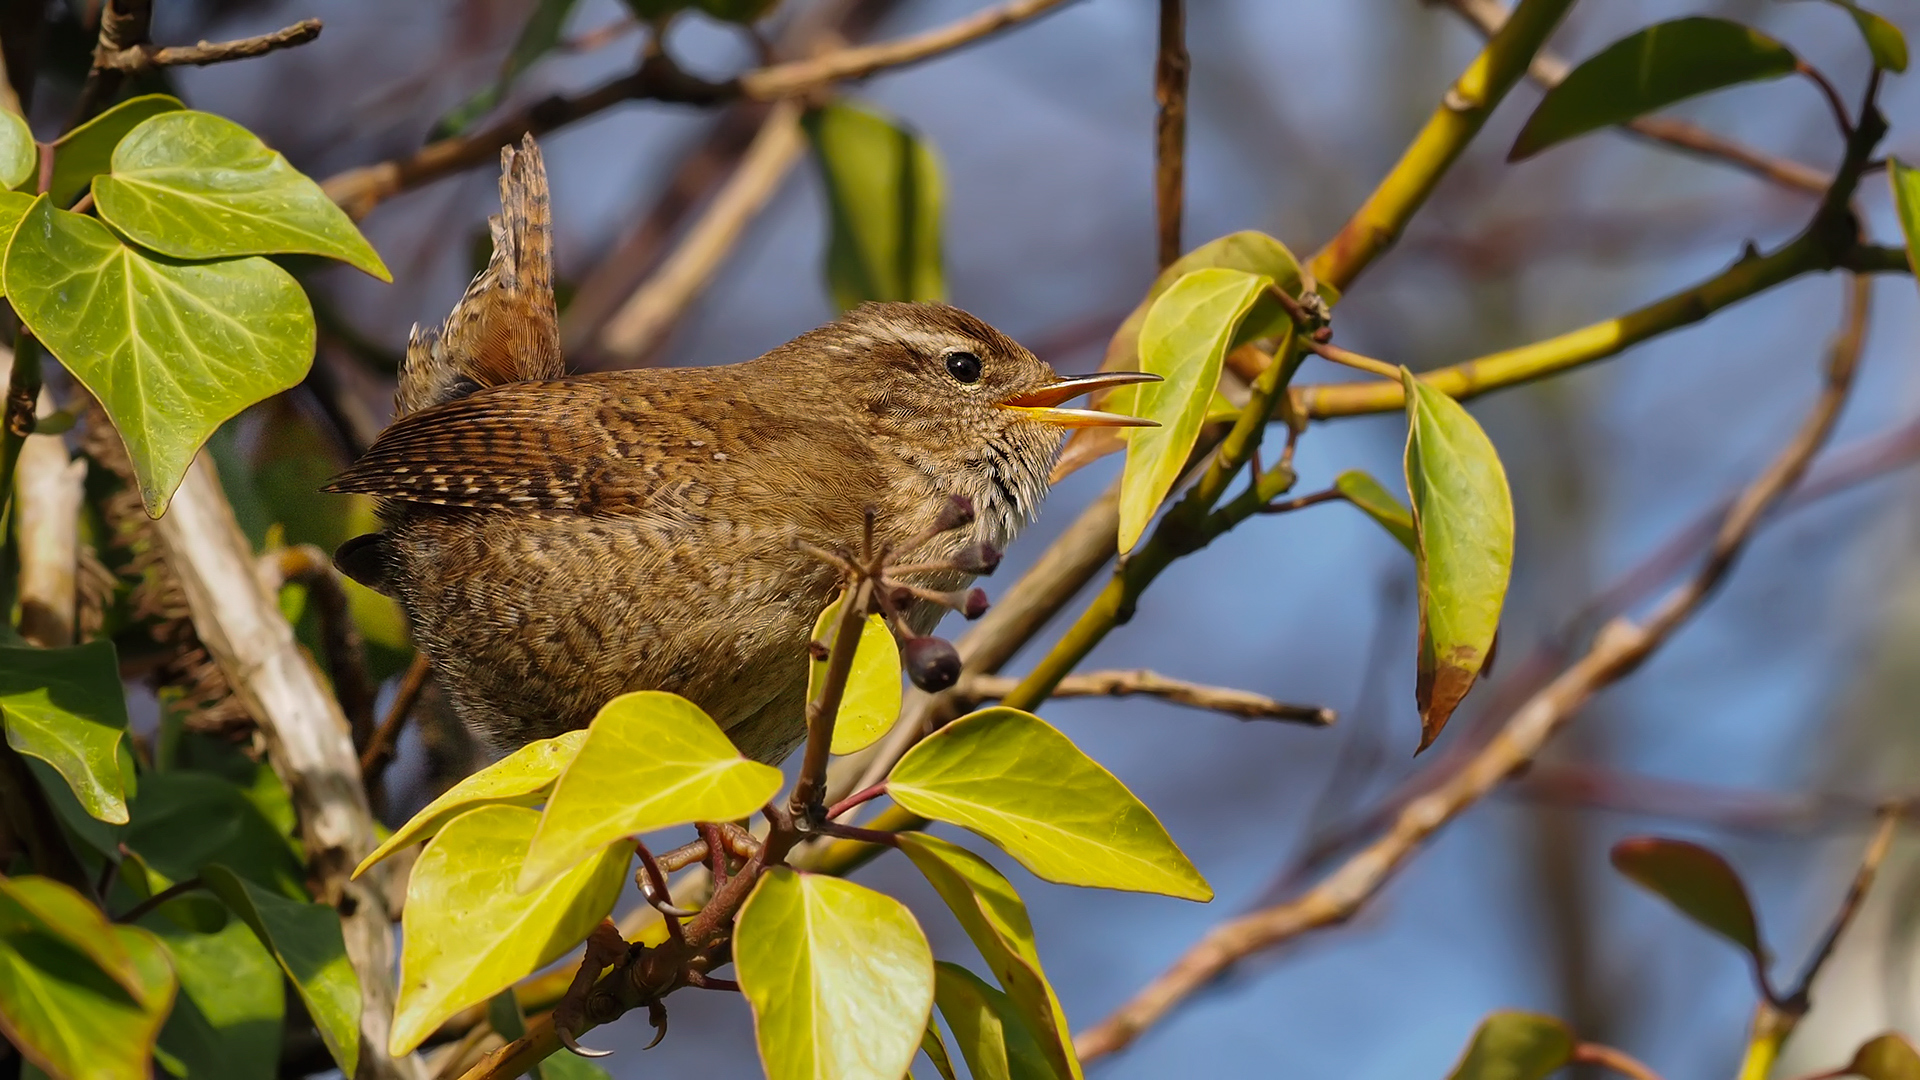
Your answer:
[998,371,1162,428]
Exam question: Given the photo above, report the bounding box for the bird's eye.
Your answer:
[945,351,983,384]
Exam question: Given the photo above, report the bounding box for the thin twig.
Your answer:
[736,0,1078,99]
[73,0,151,124]
[1304,339,1399,380]
[959,670,1334,725]
[361,652,432,783]
[1798,62,1854,141]
[1152,0,1187,269]
[1572,1042,1669,1080]
[1784,803,1903,1005]
[113,876,204,924]
[95,17,321,73]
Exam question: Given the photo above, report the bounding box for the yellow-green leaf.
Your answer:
[1118,267,1273,552]
[933,962,1057,1080]
[0,190,34,295]
[736,868,933,1080]
[1820,1,1908,73]
[5,196,315,515]
[1843,1032,1920,1080]
[354,729,586,878]
[1444,1011,1575,1080]
[803,101,944,310]
[201,865,361,1078]
[0,111,34,192]
[1335,469,1416,553]
[1609,837,1764,962]
[45,94,184,208]
[0,876,140,997]
[899,835,1079,1080]
[0,641,129,824]
[519,692,781,891]
[888,707,1210,900]
[94,111,390,280]
[922,1018,960,1080]
[392,805,632,1055]
[1891,160,1920,295]
[809,597,903,755]
[1402,370,1513,750]
[0,919,176,1080]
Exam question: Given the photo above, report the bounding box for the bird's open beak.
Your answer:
[998,371,1162,428]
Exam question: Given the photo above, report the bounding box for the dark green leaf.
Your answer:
[0,110,35,191]
[0,876,141,996]
[804,101,944,310]
[434,0,583,138]
[932,962,1057,1080]
[1402,370,1513,750]
[1334,469,1416,553]
[0,641,129,823]
[1443,1012,1575,1080]
[44,94,184,208]
[1890,160,1920,289]
[201,864,361,1078]
[921,1019,960,1080]
[1610,837,1765,962]
[621,0,692,18]
[6,196,316,515]
[0,918,176,1080]
[809,597,903,755]
[696,0,780,22]
[147,916,284,1080]
[538,1054,615,1080]
[1510,18,1799,161]
[125,771,307,901]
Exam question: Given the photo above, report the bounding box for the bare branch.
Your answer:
[737,0,1078,99]
[1153,0,1187,268]
[96,18,322,74]
[959,670,1334,725]
[361,652,432,787]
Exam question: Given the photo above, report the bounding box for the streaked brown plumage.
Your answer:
[329,136,1152,763]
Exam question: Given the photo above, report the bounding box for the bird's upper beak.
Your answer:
[997,371,1162,428]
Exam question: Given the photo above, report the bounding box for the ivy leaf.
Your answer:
[0,191,31,292]
[1816,1,1908,73]
[433,0,583,138]
[1843,1033,1920,1080]
[0,641,130,824]
[736,868,934,1080]
[922,1019,960,1080]
[0,918,176,1080]
[1610,837,1766,967]
[392,805,632,1055]
[809,596,904,755]
[888,707,1210,900]
[0,110,35,191]
[1334,469,1416,553]
[804,101,944,310]
[1510,18,1799,161]
[518,691,781,892]
[1402,370,1513,750]
[1443,1012,1575,1080]
[1118,267,1274,552]
[0,876,141,997]
[45,94,184,208]
[354,729,586,878]
[899,835,1080,1080]
[125,772,307,901]
[201,865,361,1079]
[5,196,315,516]
[147,916,284,1080]
[94,110,390,280]
[1889,160,1920,294]
[932,962,1057,1080]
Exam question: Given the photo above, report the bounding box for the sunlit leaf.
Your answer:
[1511,18,1799,161]
[1117,267,1273,552]
[1610,837,1765,963]
[5,196,315,515]
[1334,469,1416,553]
[0,191,31,294]
[1890,160,1920,295]
[355,729,586,878]
[393,805,631,1055]
[888,707,1210,900]
[809,596,904,755]
[804,101,944,310]
[200,865,360,1078]
[0,641,129,824]
[0,918,176,1080]
[95,110,389,280]
[1843,1032,1920,1080]
[1402,370,1513,750]
[1443,1011,1575,1080]
[933,962,1057,1080]
[736,868,933,1080]
[434,0,582,138]
[899,834,1079,1080]
[0,111,35,191]
[125,771,307,901]
[0,876,141,999]
[147,916,284,1080]
[45,94,184,208]
[519,691,781,892]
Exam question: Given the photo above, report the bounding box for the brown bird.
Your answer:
[328,136,1154,764]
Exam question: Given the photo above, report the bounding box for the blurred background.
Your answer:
[23,0,1920,1075]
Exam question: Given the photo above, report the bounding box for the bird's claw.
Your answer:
[557,1023,614,1058]
[644,1000,669,1050]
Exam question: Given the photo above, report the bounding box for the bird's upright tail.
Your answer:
[396,133,565,416]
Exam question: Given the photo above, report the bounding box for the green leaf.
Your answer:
[809,597,904,755]
[1510,18,1798,161]
[621,0,692,18]
[518,691,782,892]
[1443,1011,1575,1080]
[538,1053,616,1080]
[932,962,1057,1080]
[0,918,176,1080]
[0,641,129,824]
[1334,468,1416,553]
[1117,267,1274,552]
[1843,1033,1920,1080]
[1890,160,1920,292]
[736,868,934,1080]
[1402,370,1513,750]
[803,101,944,310]
[1819,2,1908,72]
[94,110,389,280]
[200,865,360,1078]
[434,0,583,138]
[888,707,1210,900]
[0,110,35,191]
[696,0,780,21]
[392,805,632,1056]
[0,190,32,291]
[45,94,184,208]
[355,729,586,878]
[0,877,142,998]
[125,771,307,901]
[899,835,1080,1080]
[5,196,316,516]
[921,1018,960,1080]
[1610,836,1765,963]
[147,916,284,1080]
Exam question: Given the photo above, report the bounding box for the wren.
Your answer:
[328,136,1155,764]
